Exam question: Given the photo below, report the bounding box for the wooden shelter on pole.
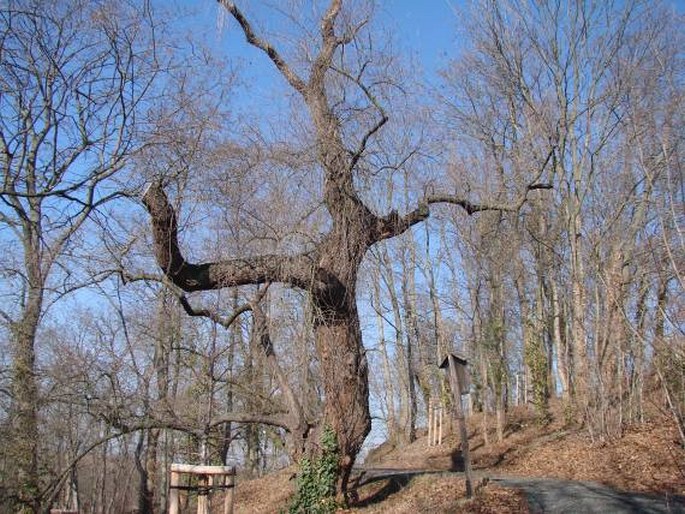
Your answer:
[439,352,474,498]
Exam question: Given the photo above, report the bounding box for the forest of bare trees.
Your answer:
[0,0,682,512]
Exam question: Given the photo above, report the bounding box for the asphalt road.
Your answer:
[351,467,685,513]
[492,477,685,514]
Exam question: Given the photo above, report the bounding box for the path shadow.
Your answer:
[349,474,412,508]
[450,449,465,471]
[493,477,685,514]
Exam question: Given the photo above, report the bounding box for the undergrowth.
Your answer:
[289,426,340,514]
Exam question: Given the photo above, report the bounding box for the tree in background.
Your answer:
[439,0,683,438]
[0,1,162,510]
[0,0,236,510]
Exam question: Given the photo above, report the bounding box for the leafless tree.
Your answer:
[142,0,548,496]
[438,0,682,440]
[0,1,165,510]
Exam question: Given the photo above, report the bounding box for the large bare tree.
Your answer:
[142,0,548,494]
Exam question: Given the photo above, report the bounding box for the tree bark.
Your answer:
[313,308,370,493]
[10,303,41,513]
[9,217,43,513]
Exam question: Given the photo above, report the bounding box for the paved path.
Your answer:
[351,467,462,485]
[492,477,685,514]
[352,468,685,513]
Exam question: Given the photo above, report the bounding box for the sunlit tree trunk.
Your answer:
[377,246,414,444]
[371,260,398,442]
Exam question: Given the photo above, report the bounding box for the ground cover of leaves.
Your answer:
[227,401,684,513]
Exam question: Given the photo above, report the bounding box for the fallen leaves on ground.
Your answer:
[340,475,528,514]
[226,400,684,513]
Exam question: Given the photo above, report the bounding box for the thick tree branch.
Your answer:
[372,146,556,242]
[141,181,318,292]
[371,183,552,243]
[206,411,292,430]
[372,202,429,242]
[217,1,307,96]
[311,0,343,88]
[178,286,266,330]
[96,404,292,437]
[121,268,266,336]
[426,182,553,214]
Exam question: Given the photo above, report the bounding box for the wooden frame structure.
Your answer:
[439,353,474,498]
[169,464,235,514]
[427,398,444,447]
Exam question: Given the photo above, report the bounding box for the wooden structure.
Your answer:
[427,398,444,447]
[169,463,235,514]
[439,353,474,498]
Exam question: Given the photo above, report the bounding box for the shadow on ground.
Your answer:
[349,474,413,508]
[349,461,469,509]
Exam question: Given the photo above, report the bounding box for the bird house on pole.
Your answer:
[439,352,473,498]
[439,353,471,395]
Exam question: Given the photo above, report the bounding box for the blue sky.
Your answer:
[171,0,463,90]
[379,0,461,77]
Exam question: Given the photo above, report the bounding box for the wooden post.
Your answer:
[440,353,473,498]
[209,475,215,514]
[438,405,443,446]
[169,470,180,514]
[197,474,208,514]
[223,471,234,514]
[432,405,436,446]
[168,464,235,514]
[428,399,433,446]
[431,402,441,446]
[432,402,436,446]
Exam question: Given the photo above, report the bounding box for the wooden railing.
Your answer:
[169,463,236,514]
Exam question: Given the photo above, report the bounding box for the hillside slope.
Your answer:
[232,403,684,513]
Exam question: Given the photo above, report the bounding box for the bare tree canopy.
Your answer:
[0,0,682,512]
[141,0,555,498]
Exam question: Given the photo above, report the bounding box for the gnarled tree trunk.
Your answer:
[313,308,370,493]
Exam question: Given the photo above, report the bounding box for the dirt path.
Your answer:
[492,477,685,514]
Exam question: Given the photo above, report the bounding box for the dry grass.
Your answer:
[232,466,295,514]
[498,416,685,495]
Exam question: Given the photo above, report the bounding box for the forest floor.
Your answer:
[232,400,685,513]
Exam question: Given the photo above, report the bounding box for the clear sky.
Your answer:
[379,0,462,78]
[172,0,463,87]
